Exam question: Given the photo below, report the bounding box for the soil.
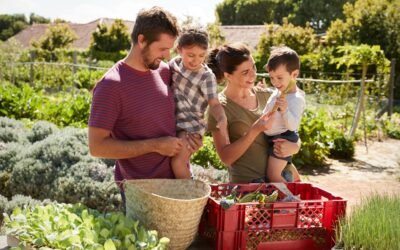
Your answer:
[302,138,400,213]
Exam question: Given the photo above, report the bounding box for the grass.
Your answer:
[335,193,400,250]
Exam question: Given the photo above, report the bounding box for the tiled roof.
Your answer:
[11,19,267,49]
[12,18,135,49]
[220,25,266,49]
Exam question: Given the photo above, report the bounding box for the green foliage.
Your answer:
[28,13,50,25]
[191,136,225,170]
[255,19,317,71]
[32,23,77,51]
[332,44,389,70]
[0,120,120,211]
[325,0,400,99]
[207,22,225,48]
[329,134,355,159]
[293,109,331,168]
[0,14,28,41]
[215,0,237,25]
[26,120,59,143]
[0,83,91,127]
[382,113,400,139]
[90,19,130,61]
[336,193,400,250]
[215,0,347,31]
[4,203,169,250]
[289,0,349,32]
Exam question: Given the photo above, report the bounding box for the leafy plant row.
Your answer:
[3,203,169,250]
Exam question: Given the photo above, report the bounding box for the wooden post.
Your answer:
[388,59,396,117]
[349,65,368,138]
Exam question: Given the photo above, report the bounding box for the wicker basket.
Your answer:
[124,179,211,250]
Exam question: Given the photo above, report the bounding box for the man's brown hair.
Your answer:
[131,6,179,45]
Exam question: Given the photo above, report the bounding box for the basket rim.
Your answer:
[124,179,211,202]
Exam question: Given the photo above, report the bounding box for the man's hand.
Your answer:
[155,136,184,157]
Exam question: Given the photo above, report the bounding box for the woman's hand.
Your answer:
[273,138,300,158]
[252,112,273,134]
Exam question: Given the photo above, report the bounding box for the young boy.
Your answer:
[169,28,227,179]
[263,46,305,183]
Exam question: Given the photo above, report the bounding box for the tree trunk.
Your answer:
[349,64,368,138]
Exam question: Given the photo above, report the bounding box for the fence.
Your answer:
[0,60,395,137]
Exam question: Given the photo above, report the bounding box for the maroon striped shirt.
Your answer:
[89,61,176,183]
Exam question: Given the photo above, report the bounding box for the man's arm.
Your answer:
[88,126,183,159]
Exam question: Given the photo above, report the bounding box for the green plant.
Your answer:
[329,134,355,159]
[335,193,400,250]
[293,108,331,168]
[382,113,400,139]
[4,203,169,250]
[191,136,225,169]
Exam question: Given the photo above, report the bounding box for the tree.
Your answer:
[332,45,389,137]
[89,19,130,61]
[255,19,317,70]
[216,0,278,25]
[29,13,50,25]
[325,0,400,98]
[207,22,225,48]
[90,19,130,52]
[214,0,348,31]
[0,14,28,41]
[32,23,77,51]
[289,0,350,32]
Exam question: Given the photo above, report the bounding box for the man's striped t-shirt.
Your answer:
[89,61,176,184]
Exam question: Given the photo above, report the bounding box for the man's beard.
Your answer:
[142,45,162,70]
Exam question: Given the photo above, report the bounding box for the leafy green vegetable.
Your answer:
[3,203,169,250]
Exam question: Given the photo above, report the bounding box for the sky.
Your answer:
[0,0,223,25]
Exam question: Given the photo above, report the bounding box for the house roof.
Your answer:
[12,18,135,49]
[220,25,266,49]
[11,19,266,49]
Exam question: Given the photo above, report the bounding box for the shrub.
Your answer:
[383,113,400,139]
[0,194,7,223]
[293,108,331,168]
[0,117,28,144]
[329,134,355,159]
[191,136,225,169]
[27,120,59,143]
[0,120,120,211]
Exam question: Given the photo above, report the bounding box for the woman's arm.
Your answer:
[212,112,272,166]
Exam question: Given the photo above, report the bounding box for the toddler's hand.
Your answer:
[276,96,288,113]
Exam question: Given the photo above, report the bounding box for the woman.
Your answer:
[207,43,301,183]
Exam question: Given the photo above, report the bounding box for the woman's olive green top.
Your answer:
[208,88,271,183]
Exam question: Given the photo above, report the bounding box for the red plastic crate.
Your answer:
[198,183,346,250]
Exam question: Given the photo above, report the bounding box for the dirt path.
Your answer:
[303,138,400,212]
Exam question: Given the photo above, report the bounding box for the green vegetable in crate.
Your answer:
[220,185,238,209]
[219,185,279,209]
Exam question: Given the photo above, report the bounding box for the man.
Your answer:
[88,6,202,206]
